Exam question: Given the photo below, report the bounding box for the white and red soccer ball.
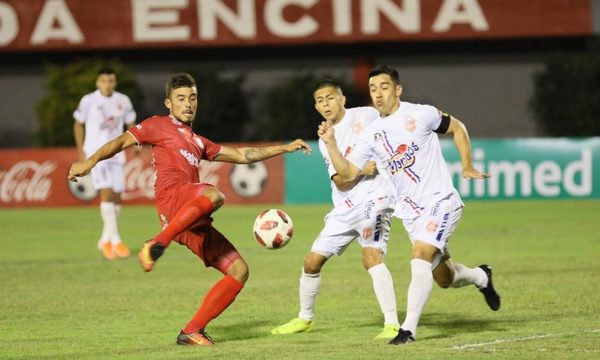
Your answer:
[253,209,294,249]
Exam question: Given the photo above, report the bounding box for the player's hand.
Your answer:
[286,139,312,155]
[462,165,490,179]
[361,160,378,176]
[317,121,335,144]
[68,160,93,182]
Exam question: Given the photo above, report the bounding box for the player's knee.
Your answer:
[201,187,225,210]
[362,248,383,270]
[303,258,323,274]
[434,276,452,289]
[228,260,249,283]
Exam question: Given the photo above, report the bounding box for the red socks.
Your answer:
[154,195,214,247]
[183,275,244,334]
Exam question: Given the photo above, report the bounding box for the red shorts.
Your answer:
[156,183,242,274]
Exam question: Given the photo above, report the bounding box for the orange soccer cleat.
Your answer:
[113,242,131,258]
[100,242,116,260]
[138,240,165,272]
[176,329,214,346]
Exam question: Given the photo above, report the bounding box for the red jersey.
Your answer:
[128,115,222,198]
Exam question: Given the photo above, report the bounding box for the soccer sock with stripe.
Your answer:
[368,263,399,326]
[154,195,214,247]
[298,269,320,321]
[449,263,488,288]
[401,259,433,336]
[183,275,244,334]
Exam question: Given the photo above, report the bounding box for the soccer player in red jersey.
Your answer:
[68,73,312,346]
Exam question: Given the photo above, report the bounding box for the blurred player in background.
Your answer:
[318,65,501,345]
[69,73,312,346]
[73,67,136,259]
[271,79,400,339]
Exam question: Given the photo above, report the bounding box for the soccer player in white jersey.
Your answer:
[318,65,501,345]
[73,68,137,259]
[271,79,400,339]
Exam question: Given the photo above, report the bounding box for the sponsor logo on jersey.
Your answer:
[388,142,419,175]
[374,132,383,141]
[179,149,200,167]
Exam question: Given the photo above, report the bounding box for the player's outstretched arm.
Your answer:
[68,132,138,181]
[318,121,361,183]
[446,116,490,179]
[214,139,312,164]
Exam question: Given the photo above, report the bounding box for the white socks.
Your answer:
[100,201,122,246]
[298,269,321,321]
[401,259,433,336]
[450,263,488,289]
[368,263,399,326]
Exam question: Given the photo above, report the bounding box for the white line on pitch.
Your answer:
[451,329,600,350]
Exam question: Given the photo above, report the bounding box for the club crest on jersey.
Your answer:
[388,142,419,175]
[373,132,383,141]
[405,116,416,132]
[351,118,364,134]
[180,149,200,167]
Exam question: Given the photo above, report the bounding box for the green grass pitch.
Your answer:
[1,200,599,359]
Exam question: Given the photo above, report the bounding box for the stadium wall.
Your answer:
[1,138,597,208]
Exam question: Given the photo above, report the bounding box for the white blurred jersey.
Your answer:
[318,106,395,219]
[74,89,136,164]
[348,101,463,219]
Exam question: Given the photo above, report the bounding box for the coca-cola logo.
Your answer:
[122,158,156,200]
[0,161,55,203]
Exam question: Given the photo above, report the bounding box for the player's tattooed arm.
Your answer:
[244,148,270,162]
[215,139,312,164]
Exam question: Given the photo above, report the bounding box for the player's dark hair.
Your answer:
[314,78,342,93]
[369,65,400,85]
[166,73,196,97]
[97,67,115,76]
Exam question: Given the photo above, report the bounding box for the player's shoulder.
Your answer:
[137,115,171,127]
[404,101,438,115]
[112,91,132,101]
[79,91,97,103]
[347,106,379,119]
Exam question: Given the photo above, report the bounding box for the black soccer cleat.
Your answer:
[478,264,501,311]
[388,329,415,345]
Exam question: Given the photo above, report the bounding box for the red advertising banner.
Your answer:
[0,146,283,207]
[0,0,592,52]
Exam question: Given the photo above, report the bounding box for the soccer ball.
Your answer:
[253,209,294,249]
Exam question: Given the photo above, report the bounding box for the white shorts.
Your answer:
[311,195,394,258]
[401,192,463,252]
[90,161,125,193]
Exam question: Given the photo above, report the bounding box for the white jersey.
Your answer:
[348,101,463,219]
[74,89,136,164]
[318,106,395,219]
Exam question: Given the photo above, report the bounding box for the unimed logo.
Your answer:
[447,148,593,198]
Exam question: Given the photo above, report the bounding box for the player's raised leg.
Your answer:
[435,259,501,311]
[139,186,223,272]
